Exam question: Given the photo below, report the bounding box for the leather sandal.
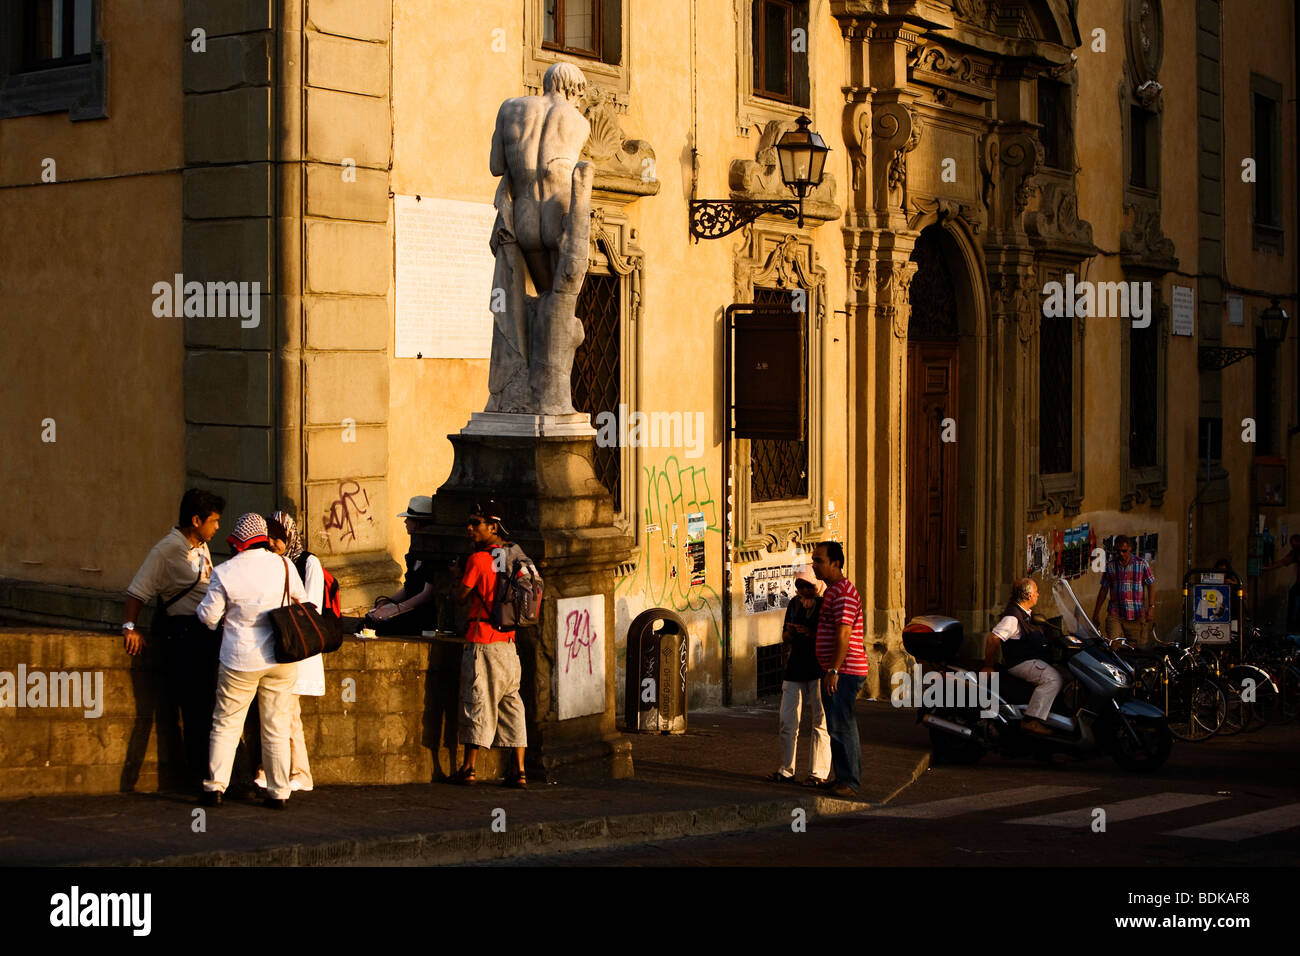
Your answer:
[506,771,527,789]
[450,766,477,786]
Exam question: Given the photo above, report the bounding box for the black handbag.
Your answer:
[268,556,343,663]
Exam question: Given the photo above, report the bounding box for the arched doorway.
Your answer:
[905,226,961,620]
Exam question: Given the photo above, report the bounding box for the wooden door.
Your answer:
[906,343,958,620]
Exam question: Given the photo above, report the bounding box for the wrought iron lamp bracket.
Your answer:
[1197,346,1255,372]
[689,199,802,240]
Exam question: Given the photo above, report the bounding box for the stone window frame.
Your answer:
[1119,284,1169,510]
[1029,260,1087,519]
[732,226,827,557]
[0,0,107,120]
[525,0,629,101]
[1249,73,1285,254]
[735,0,813,136]
[1119,0,1163,226]
[587,203,643,536]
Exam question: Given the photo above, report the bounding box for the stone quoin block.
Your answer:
[305,88,390,168]
[184,87,272,164]
[184,163,273,219]
[187,424,274,483]
[184,0,273,38]
[308,0,391,42]
[182,218,273,288]
[306,163,390,223]
[307,32,390,97]
[304,295,390,351]
[184,33,272,93]
[305,219,390,295]
[303,350,388,424]
[306,424,388,482]
[183,350,272,426]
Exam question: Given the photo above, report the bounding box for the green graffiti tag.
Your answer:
[615,456,722,643]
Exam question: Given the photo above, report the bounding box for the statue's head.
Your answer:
[542,62,586,104]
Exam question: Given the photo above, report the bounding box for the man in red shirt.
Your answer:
[451,505,528,787]
[811,541,869,797]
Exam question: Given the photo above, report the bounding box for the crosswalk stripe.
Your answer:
[1008,792,1227,827]
[873,785,1099,819]
[1163,803,1300,841]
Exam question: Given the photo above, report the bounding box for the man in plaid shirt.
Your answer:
[1092,534,1155,649]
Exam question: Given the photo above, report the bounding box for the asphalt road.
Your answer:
[517,722,1300,867]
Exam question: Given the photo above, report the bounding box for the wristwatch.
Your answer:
[121,622,135,631]
[827,667,838,675]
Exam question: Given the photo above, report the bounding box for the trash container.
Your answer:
[624,608,688,733]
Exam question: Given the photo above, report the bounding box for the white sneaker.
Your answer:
[253,770,267,789]
[290,776,312,792]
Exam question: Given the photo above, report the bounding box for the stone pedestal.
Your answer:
[412,425,635,782]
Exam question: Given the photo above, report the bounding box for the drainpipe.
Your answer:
[275,0,305,517]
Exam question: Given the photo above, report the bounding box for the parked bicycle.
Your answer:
[1121,628,1226,741]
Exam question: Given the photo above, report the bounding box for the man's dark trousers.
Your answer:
[822,674,866,791]
[160,615,221,789]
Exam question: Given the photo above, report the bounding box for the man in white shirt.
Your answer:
[982,578,1063,736]
[122,488,224,790]
[196,513,307,809]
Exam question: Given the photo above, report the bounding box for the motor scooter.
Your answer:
[902,577,1173,771]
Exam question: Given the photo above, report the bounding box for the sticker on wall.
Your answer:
[1027,534,1049,574]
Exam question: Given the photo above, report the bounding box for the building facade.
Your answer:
[1,0,1296,709]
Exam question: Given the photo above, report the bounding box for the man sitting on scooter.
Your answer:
[982,578,1063,736]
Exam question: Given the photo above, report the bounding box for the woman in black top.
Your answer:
[769,568,831,785]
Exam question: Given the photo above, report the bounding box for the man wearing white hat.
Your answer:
[365,495,439,635]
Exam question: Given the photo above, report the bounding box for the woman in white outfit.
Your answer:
[257,511,325,792]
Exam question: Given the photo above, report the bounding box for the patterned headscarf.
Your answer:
[226,513,268,552]
[269,510,304,561]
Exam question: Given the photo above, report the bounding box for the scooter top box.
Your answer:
[902,616,964,662]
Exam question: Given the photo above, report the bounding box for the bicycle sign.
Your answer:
[1192,583,1232,645]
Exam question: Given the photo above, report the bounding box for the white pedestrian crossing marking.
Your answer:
[1163,803,1300,841]
[874,785,1098,819]
[1008,792,1227,827]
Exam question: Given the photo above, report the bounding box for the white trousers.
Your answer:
[778,679,831,779]
[289,696,313,790]
[206,661,298,800]
[1007,659,1064,721]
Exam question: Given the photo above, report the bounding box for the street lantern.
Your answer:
[1259,299,1290,344]
[775,115,829,214]
[689,114,830,239]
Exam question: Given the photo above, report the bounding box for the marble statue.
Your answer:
[486,62,593,417]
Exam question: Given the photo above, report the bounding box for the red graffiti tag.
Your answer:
[563,609,598,675]
[322,480,373,543]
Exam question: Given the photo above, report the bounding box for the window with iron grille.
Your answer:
[572,273,621,508]
[751,286,808,501]
[756,642,785,697]
[1128,320,1158,469]
[1039,315,1073,475]
[751,0,809,107]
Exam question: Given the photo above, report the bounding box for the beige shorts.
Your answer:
[458,641,528,749]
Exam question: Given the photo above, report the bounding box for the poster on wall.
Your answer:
[685,512,707,587]
[1026,534,1049,574]
[743,564,805,614]
[556,594,605,720]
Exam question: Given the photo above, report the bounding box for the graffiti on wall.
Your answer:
[615,456,722,645]
[322,479,375,547]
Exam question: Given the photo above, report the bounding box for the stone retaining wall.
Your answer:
[0,627,522,799]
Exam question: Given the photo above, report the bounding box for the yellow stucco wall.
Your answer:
[0,3,183,589]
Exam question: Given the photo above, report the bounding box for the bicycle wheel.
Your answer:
[1166,675,1226,741]
[1229,664,1281,727]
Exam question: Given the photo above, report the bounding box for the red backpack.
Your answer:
[295,552,342,618]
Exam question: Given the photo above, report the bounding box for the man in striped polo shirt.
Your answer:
[812,541,869,797]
